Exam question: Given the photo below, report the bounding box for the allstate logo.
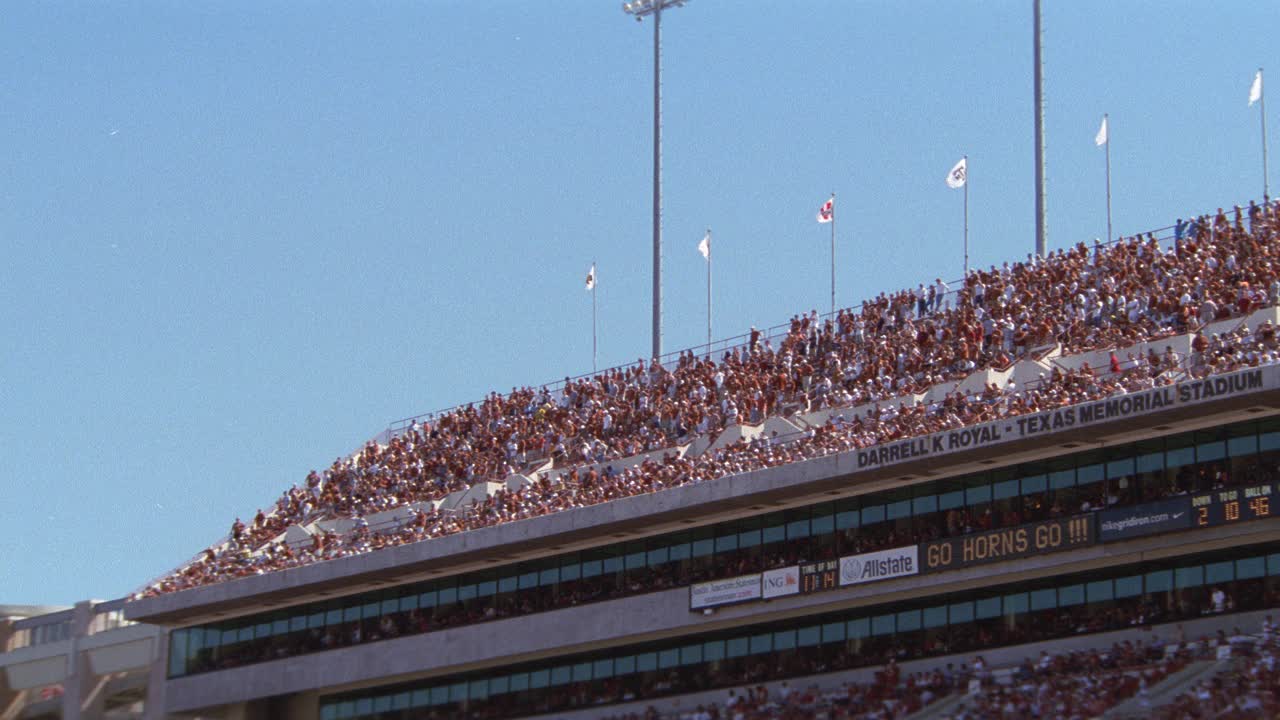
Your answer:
[841,557,862,584]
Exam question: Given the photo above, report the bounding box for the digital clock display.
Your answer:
[799,560,839,594]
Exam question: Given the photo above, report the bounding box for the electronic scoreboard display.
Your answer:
[1192,483,1276,528]
[799,560,839,594]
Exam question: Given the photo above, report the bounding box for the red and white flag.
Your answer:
[816,197,834,224]
[585,263,596,291]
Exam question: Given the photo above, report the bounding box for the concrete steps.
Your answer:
[1103,659,1223,719]
[903,690,968,720]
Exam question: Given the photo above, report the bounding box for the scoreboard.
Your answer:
[1193,483,1276,528]
[799,560,839,594]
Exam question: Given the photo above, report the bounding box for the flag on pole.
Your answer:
[1250,70,1263,106]
[1095,115,1108,146]
[697,231,710,260]
[816,197,834,223]
[585,263,595,291]
[946,157,967,188]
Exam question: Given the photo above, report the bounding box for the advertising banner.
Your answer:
[839,546,919,587]
[690,574,761,610]
[1098,496,1193,542]
[921,515,1093,573]
[762,566,800,599]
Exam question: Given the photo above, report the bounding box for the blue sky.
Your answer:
[1,1,1275,605]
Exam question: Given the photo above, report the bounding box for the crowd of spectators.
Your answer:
[943,641,1185,719]
[141,199,1280,597]
[607,620,1280,720]
[607,660,957,720]
[1155,616,1280,719]
[604,637,1195,720]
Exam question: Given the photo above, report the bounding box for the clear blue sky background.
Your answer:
[1,1,1276,605]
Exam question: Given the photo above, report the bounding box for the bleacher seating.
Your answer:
[138,200,1280,598]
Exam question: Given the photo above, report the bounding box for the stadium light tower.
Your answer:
[623,0,688,361]
[1033,0,1047,258]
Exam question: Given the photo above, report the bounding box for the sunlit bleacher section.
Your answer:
[0,600,164,720]
[141,200,1280,597]
[122,200,1280,720]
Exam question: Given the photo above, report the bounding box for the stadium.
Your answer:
[5,4,1280,720]
[10,199,1266,720]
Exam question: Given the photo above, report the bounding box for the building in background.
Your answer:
[2,600,165,720]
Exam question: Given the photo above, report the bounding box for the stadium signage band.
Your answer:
[691,484,1279,610]
[1099,483,1280,543]
[839,545,919,587]
[690,574,761,610]
[855,367,1270,472]
[921,515,1092,573]
[761,566,800,599]
[691,548,921,611]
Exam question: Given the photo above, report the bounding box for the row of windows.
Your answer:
[5,619,71,652]
[320,544,1280,719]
[169,418,1280,677]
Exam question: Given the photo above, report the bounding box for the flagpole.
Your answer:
[829,192,836,317]
[1104,114,1113,243]
[962,158,969,279]
[1261,68,1270,201]
[706,229,712,353]
[592,260,598,375]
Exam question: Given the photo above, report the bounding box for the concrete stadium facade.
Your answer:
[110,363,1280,719]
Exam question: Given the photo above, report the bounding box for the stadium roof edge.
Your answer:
[0,604,72,621]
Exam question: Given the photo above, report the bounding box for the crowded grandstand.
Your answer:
[142,199,1280,597]
[117,198,1280,720]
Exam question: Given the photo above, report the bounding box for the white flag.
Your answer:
[585,263,595,291]
[816,197,834,224]
[1095,116,1108,146]
[1250,70,1263,106]
[946,157,967,189]
[697,231,710,260]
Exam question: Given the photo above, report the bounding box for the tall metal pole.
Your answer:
[592,260,598,374]
[829,192,836,317]
[625,0,687,359]
[650,4,664,360]
[1033,0,1047,258]
[1104,113,1112,244]
[1261,68,1270,201]
[963,159,969,279]
[705,229,712,351]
